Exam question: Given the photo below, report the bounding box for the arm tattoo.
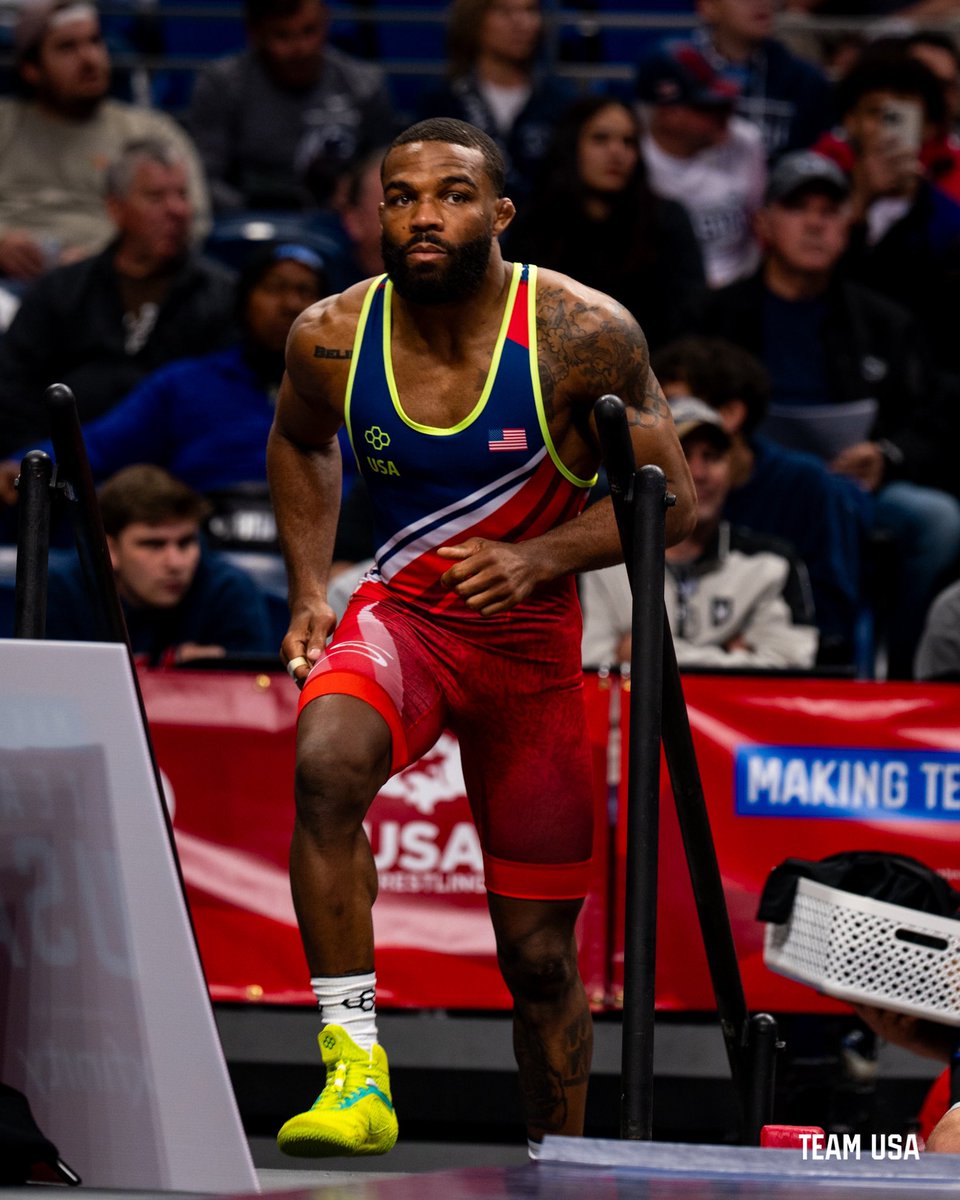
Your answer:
[313,345,352,360]
[536,285,660,430]
[629,374,672,430]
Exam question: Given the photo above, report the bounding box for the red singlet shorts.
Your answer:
[298,578,594,900]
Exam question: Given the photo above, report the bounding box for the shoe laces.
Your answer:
[312,1056,373,1110]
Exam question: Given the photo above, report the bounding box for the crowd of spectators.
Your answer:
[2,0,960,680]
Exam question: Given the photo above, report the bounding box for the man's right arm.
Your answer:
[267,296,356,680]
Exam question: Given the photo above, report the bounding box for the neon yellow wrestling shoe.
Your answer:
[276,1025,398,1157]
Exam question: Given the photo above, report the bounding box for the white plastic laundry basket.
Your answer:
[764,876,960,1024]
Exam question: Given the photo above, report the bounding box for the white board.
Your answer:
[0,639,259,1191]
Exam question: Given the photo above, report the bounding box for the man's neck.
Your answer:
[113,244,179,280]
[763,258,831,301]
[474,52,531,89]
[33,93,101,121]
[708,27,758,65]
[666,518,717,565]
[391,258,513,359]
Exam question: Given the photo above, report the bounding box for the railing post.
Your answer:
[13,450,54,639]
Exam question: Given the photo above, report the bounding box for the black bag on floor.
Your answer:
[757,850,960,924]
[0,1082,80,1185]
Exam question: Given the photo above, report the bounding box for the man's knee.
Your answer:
[294,694,392,836]
[497,920,580,1006]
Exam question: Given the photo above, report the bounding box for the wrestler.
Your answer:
[267,116,696,1158]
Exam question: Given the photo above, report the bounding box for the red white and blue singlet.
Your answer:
[298,263,600,899]
[343,262,597,618]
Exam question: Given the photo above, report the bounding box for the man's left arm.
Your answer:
[439,286,696,616]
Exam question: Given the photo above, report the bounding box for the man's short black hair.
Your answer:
[652,336,771,435]
[386,119,506,197]
[99,465,211,537]
[835,47,946,125]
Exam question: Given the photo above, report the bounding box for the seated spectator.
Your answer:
[914,578,960,680]
[582,397,818,670]
[690,0,834,159]
[694,149,960,677]
[45,465,274,664]
[636,43,767,287]
[0,243,329,536]
[652,335,870,666]
[336,147,387,284]
[813,46,960,373]
[0,0,210,284]
[0,139,236,460]
[503,96,704,351]
[416,0,573,208]
[187,0,394,213]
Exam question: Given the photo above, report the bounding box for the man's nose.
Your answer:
[410,199,443,228]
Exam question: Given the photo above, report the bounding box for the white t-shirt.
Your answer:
[477,79,532,135]
[642,116,767,288]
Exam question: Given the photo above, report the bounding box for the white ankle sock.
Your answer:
[310,973,378,1051]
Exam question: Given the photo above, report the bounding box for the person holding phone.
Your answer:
[811,44,960,375]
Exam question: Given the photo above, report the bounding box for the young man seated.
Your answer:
[45,464,274,665]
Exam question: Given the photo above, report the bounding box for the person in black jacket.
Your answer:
[695,149,960,677]
[691,0,834,160]
[0,138,236,459]
[504,95,705,351]
[416,0,574,209]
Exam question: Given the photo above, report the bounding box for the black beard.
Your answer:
[381,230,492,304]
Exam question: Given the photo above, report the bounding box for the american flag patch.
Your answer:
[488,428,528,452]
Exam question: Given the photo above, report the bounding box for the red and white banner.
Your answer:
[612,674,960,1014]
[142,668,609,1008]
[139,668,960,1013]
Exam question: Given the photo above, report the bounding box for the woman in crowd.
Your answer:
[504,95,705,351]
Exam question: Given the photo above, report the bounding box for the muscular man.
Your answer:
[267,117,695,1158]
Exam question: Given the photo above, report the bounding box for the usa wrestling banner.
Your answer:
[140,667,610,1008]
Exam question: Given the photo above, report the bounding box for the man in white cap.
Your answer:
[0,0,210,282]
[581,395,818,671]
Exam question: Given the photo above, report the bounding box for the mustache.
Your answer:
[402,234,452,253]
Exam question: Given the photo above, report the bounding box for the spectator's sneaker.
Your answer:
[276,1025,398,1157]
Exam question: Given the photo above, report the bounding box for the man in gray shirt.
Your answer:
[188,0,395,212]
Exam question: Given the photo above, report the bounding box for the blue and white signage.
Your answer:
[736,745,960,820]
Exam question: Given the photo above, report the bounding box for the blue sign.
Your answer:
[735,745,960,820]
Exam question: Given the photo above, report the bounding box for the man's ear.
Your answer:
[717,398,747,434]
[106,534,120,572]
[19,61,40,91]
[493,196,516,236]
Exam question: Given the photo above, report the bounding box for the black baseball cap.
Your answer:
[765,150,850,206]
[636,43,740,108]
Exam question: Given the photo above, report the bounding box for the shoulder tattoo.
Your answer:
[313,345,352,360]
[537,285,663,424]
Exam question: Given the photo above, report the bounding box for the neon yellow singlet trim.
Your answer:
[380,262,522,436]
[528,264,598,489]
[343,275,385,459]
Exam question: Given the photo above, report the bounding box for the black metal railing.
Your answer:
[594,392,780,1145]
